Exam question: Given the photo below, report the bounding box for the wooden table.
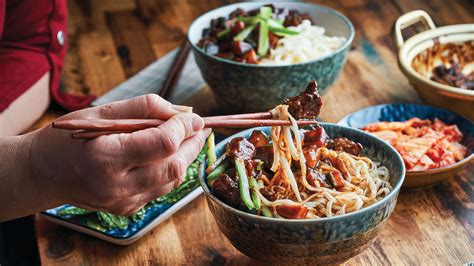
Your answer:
[33,0,473,264]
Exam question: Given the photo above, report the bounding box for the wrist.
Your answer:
[23,129,65,208]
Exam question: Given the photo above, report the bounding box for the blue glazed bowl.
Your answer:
[338,103,473,188]
[198,123,405,264]
[188,2,354,112]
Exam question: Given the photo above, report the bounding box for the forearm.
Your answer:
[0,72,50,136]
[0,132,61,221]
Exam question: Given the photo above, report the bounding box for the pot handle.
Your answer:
[393,10,436,49]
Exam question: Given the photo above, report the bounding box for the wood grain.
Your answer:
[33,0,474,265]
[106,10,157,77]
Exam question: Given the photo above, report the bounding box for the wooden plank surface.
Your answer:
[34,0,474,265]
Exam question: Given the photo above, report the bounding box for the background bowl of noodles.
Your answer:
[198,123,405,265]
[188,2,354,112]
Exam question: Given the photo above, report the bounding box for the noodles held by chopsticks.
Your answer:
[209,81,392,219]
[256,104,391,218]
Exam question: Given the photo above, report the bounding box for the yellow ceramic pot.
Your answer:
[393,10,474,121]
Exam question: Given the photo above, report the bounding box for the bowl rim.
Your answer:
[336,103,474,174]
[397,24,474,98]
[187,1,355,68]
[199,123,406,223]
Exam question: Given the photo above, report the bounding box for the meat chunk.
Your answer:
[227,137,256,161]
[276,205,308,219]
[303,146,319,168]
[328,170,345,188]
[283,81,323,120]
[243,49,259,64]
[283,10,312,27]
[231,41,253,56]
[303,125,328,148]
[328,137,363,156]
[248,130,269,148]
[228,8,247,19]
[307,168,330,187]
[268,31,280,49]
[245,159,264,178]
[431,62,474,90]
[212,174,243,209]
[230,20,245,35]
[197,38,219,55]
[254,146,274,168]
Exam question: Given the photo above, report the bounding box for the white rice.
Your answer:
[260,20,346,65]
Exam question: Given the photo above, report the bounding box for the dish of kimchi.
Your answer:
[362,118,468,171]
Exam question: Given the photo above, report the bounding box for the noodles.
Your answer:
[256,104,392,219]
[260,20,347,65]
[210,96,392,219]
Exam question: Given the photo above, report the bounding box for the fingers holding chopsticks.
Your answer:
[127,128,211,192]
[118,112,206,166]
[56,94,193,122]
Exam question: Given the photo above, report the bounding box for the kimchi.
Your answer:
[363,118,467,171]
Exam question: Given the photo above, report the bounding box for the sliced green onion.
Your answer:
[206,132,217,165]
[267,18,284,28]
[270,18,284,25]
[206,152,227,174]
[259,6,272,20]
[206,160,231,186]
[261,205,273,217]
[217,28,230,40]
[249,177,261,210]
[235,158,255,210]
[257,20,269,56]
[269,26,299,36]
[233,24,256,41]
[236,16,261,25]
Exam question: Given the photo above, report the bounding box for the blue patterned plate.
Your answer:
[337,103,473,188]
[41,133,226,245]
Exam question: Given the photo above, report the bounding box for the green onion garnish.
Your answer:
[233,24,257,41]
[217,28,230,40]
[206,132,217,165]
[249,177,261,210]
[258,20,269,56]
[235,158,255,210]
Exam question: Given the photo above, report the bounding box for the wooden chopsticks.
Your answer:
[52,112,317,140]
[158,38,191,99]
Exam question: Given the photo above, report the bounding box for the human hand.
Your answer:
[26,95,210,216]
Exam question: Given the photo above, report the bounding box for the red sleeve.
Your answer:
[0,0,94,113]
[0,0,4,38]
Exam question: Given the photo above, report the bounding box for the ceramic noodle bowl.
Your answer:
[199,124,405,265]
[393,10,474,120]
[188,2,354,112]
